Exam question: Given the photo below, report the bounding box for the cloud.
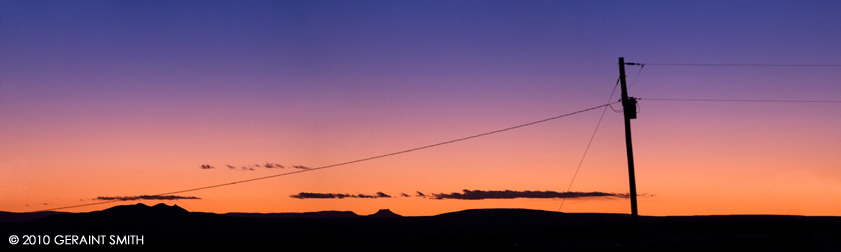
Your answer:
[95,195,202,201]
[430,190,628,200]
[287,190,639,200]
[290,192,346,199]
[264,163,284,169]
[290,192,392,199]
[203,163,299,171]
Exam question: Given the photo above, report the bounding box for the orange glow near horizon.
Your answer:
[2,1,840,218]
[3,101,840,217]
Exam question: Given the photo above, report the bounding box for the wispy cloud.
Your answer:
[264,163,284,169]
[290,190,635,200]
[202,163,307,171]
[430,190,628,200]
[95,195,201,201]
[292,165,312,170]
[290,192,344,199]
[290,192,392,199]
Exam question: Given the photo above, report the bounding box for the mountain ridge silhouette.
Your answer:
[2,204,840,250]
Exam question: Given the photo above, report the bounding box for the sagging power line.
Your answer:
[638,63,841,67]
[27,102,618,213]
[640,98,841,103]
[558,79,620,212]
[608,58,840,235]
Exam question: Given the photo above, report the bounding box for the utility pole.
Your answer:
[618,57,639,232]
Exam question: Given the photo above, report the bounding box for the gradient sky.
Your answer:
[1,0,840,216]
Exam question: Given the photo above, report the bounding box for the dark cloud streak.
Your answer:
[290,192,392,199]
[431,190,628,200]
[202,163,301,171]
[264,163,284,169]
[95,195,201,201]
[290,190,633,200]
[293,165,312,170]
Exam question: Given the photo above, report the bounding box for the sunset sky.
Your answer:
[1,1,840,217]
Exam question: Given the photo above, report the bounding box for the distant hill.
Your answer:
[226,210,358,219]
[0,210,68,223]
[367,209,401,218]
[98,203,189,215]
[2,204,840,250]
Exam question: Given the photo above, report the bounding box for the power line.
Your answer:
[26,102,617,213]
[639,63,841,67]
[559,80,619,212]
[640,98,841,103]
[628,64,645,88]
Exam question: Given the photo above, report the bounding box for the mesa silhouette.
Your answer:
[2,204,840,250]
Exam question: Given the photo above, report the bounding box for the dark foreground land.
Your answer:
[2,203,840,251]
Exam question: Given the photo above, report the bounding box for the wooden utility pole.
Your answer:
[618,57,639,231]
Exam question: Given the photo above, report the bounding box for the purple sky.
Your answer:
[1,1,840,216]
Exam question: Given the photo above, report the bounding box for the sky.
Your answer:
[1,0,840,216]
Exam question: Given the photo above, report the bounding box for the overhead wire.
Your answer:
[558,79,620,212]
[25,102,618,213]
[633,62,841,104]
[640,98,841,103]
[556,61,837,212]
[628,63,645,88]
[26,61,837,214]
[638,63,841,67]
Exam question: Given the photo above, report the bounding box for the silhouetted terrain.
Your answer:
[0,211,68,223]
[2,204,840,251]
[225,210,359,219]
